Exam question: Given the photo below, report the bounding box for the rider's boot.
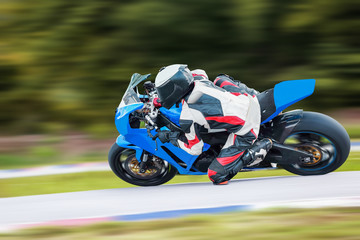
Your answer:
[242,138,273,166]
[231,138,273,174]
[212,139,273,185]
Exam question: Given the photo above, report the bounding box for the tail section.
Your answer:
[262,79,315,124]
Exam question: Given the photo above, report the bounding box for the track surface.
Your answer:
[1,171,360,228]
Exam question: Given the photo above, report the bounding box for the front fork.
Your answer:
[138,151,149,173]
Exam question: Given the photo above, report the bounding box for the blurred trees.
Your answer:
[0,0,359,135]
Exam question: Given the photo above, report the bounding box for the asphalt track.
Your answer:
[1,171,360,230]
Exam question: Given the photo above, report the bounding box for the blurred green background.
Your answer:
[0,0,359,137]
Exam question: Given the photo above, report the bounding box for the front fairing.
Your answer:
[115,102,202,174]
[115,103,143,136]
[114,74,204,175]
[159,104,182,126]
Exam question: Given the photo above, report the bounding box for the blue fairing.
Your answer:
[261,79,315,124]
[159,104,182,126]
[115,103,205,175]
[116,134,144,161]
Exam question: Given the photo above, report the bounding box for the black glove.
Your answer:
[157,130,171,143]
[157,130,180,146]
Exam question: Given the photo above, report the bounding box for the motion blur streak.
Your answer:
[0,0,359,137]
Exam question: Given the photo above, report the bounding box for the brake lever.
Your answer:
[152,133,159,140]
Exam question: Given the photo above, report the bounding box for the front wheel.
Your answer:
[281,112,350,175]
[108,143,177,186]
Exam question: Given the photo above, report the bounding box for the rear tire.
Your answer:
[280,112,350,175]
[108,143,177,186]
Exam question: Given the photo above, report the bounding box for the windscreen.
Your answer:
[118,73,151,107]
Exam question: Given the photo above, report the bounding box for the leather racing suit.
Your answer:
[176,70,262,184]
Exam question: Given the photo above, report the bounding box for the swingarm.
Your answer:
[265,142,314,165]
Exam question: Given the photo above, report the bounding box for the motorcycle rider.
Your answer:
[154,64,273,185]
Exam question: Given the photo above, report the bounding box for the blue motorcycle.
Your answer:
[108,73,350,186]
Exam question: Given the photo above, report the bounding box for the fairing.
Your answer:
[262,79,315,123]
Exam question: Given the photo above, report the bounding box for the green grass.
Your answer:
[0,150,108,170]
[1,207,360,239]
[345,125,360,139]
[1,152,359,198]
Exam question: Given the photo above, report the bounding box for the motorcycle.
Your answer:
[108,73,351,186]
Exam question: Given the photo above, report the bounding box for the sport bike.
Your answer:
[108,73,350,186]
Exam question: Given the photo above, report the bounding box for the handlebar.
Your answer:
[142,81,162,150]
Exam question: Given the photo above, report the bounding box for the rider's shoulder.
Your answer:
[191,69,208,80]
[194,79,227,93]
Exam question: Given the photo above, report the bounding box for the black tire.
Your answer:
[280,111,350,175]
[108,143,177,186]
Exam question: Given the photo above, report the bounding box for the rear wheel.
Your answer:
[281,112,350,175]
[108,143,177,186]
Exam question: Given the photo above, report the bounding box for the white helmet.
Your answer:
[155,64,194,109]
